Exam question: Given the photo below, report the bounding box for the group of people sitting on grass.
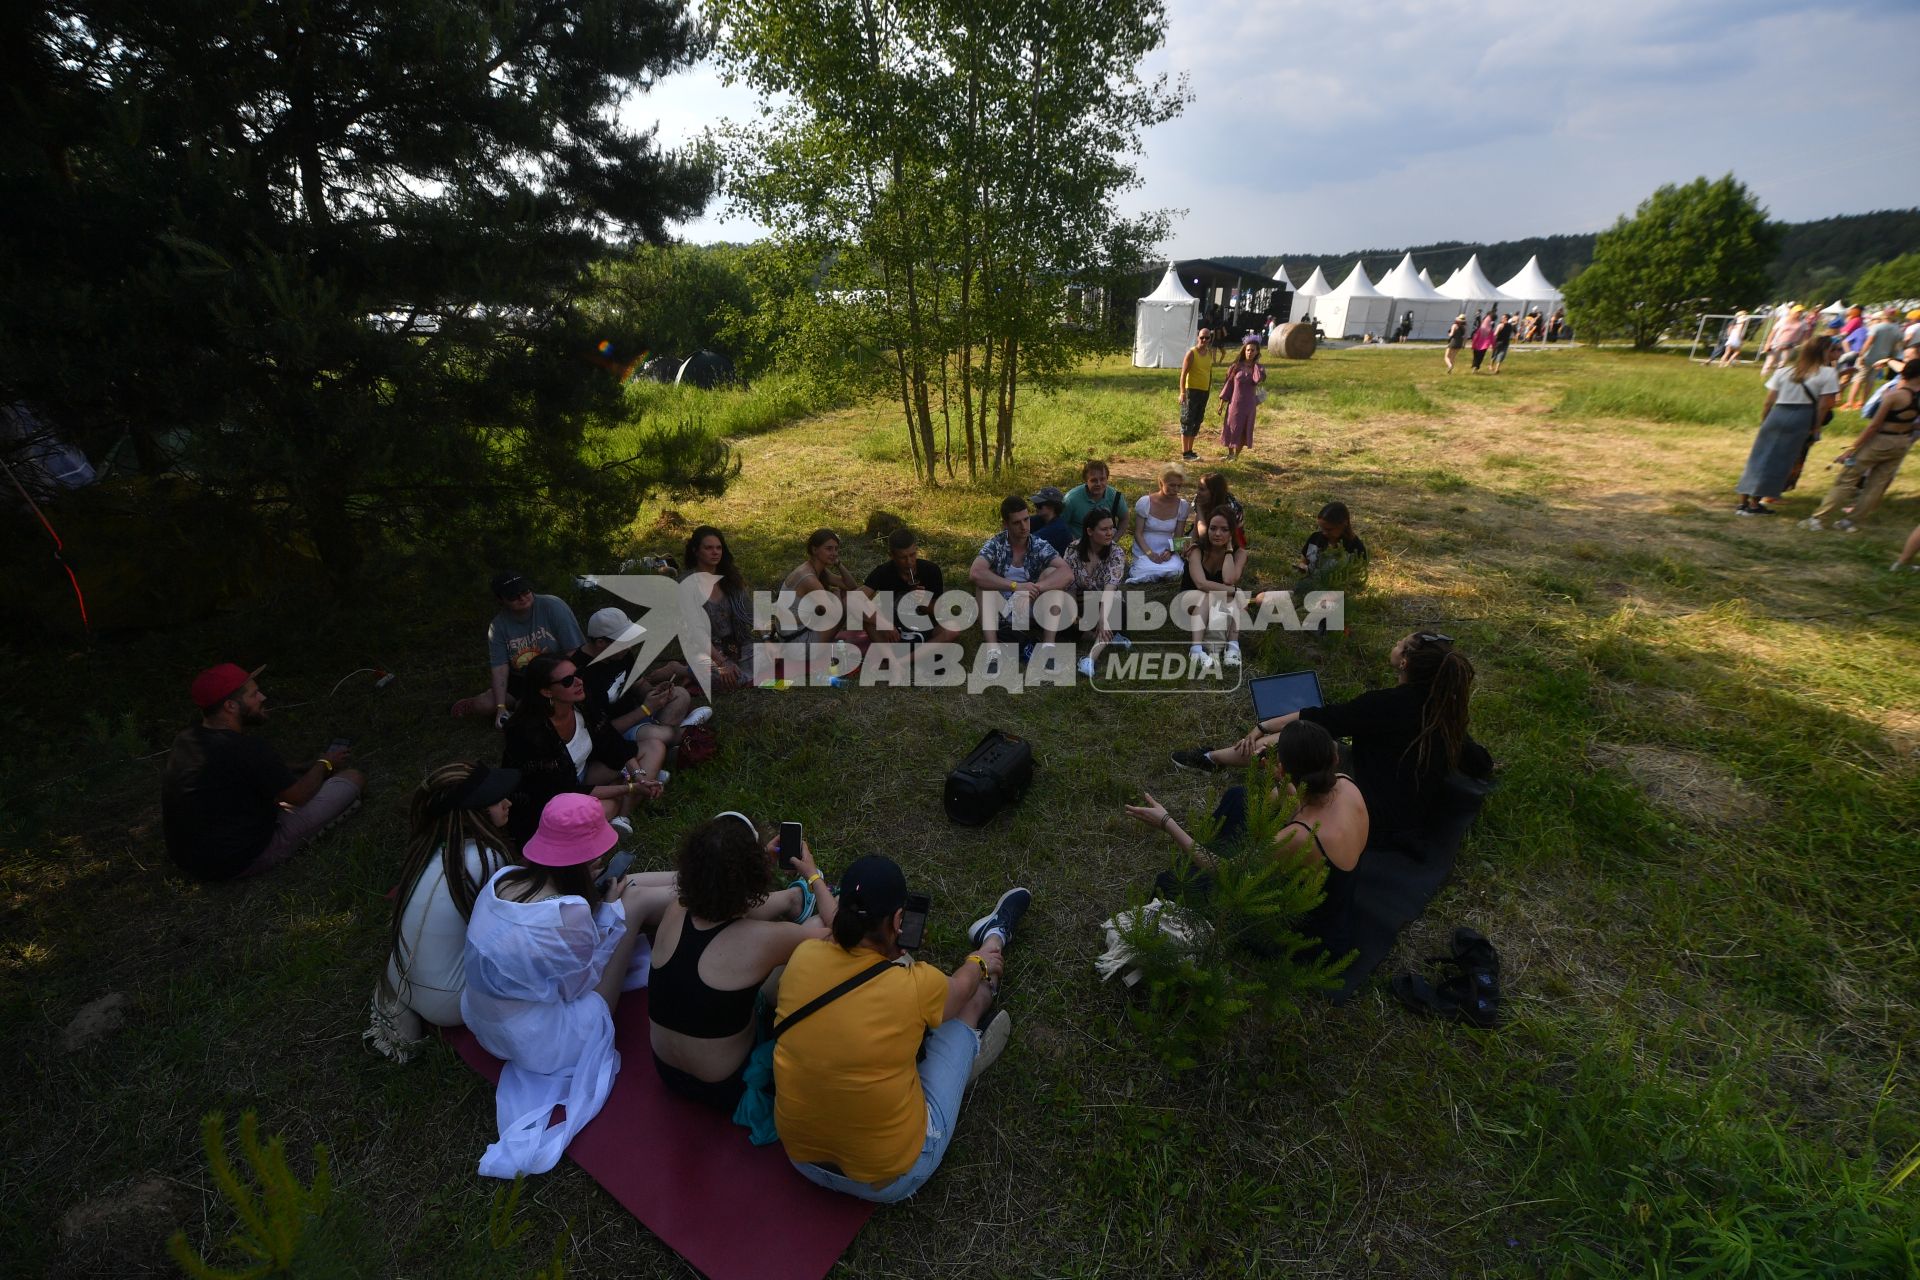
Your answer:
[376,772,1030,1200]
[153,456,1401,1206]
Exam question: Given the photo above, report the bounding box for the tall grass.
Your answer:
[1553,366,1759,425]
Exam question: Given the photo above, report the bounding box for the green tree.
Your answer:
[1851,251,1920,307]
[1563,175,1779,349]
[711,0,1183,483]
[584,243,759,374]
[0,0,725,583]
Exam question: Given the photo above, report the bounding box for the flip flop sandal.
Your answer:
[1391,972,1463,1021]
[789,876,817,925]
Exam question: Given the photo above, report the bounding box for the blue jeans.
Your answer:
[790,1019,980,1204]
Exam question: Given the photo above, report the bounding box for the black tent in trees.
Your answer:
[675,350,737,389]
[639,355,680,383]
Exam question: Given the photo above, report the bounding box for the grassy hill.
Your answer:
[6,347,1919,1277]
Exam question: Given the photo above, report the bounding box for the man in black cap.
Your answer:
[162,662,364,880]
[1027,486,1074,556]
[451,572,584,727]
[771,857,1031,1203]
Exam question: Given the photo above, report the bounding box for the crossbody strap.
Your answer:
[771,960,894,1041]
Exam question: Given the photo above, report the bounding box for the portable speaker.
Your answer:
[943,729,1035,826]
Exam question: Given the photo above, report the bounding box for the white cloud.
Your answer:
[639,0,1920,255]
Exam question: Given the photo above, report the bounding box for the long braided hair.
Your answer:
[388,762,517,989]
[1401,634,1475,776]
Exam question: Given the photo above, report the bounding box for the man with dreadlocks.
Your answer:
[1171,632,1489,840]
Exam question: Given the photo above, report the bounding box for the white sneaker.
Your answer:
[1112,632,1132,649]
[1833,518,1857,532]
[969,1009,1011,1083]
[681,706,714,728]
[654,769,670,786]
[1223,641,1242,667]
[1076,656,1094,678]
[609,816,634,836]
[1799,517,1823,531]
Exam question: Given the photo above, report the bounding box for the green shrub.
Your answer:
[1115,767,1348,1071]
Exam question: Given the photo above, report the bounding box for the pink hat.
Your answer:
[523,793,618,867]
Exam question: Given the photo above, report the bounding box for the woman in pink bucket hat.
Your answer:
[460,792,674,1178]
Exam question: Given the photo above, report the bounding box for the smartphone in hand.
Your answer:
[327,737,352,755]
[777,821,803,871]
[897,892,931,950]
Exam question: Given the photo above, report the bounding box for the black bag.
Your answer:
[943,729,1034,826]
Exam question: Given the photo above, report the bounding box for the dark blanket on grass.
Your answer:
[1317,770,1494,1004]
[446,990,873,1280]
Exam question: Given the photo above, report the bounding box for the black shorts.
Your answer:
[652,1049,748,1111]
[1180,388,1210,430]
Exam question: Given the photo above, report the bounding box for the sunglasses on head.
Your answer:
[1413,632,1453,648]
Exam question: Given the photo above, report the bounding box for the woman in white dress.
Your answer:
[462,792,675,1178]
[367,762,522,1060]
[1126,464,1191,584]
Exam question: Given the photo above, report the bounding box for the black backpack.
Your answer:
[943,729,1035,826]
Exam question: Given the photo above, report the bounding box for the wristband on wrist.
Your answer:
[805,871,824,887]
[968,953,990,980]
[318,758,334,773]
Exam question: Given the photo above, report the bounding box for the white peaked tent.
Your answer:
[1376,253,1456,340]
[1273,264,1295,289]
[1133,264,1199,368]
[1497,255,1564,317]
[1289,266,1332,322]
[1419,267,1436,286]
[1820,299,1847,317]
[1436,254,1519,317]
[1317,262,1394,339]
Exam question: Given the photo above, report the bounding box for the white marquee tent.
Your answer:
[1436,254,1520,316]
[1497,255,1564,316]
[1317,262,1395,339]
[1820,298,1848,317]
[1419,267,1436,286]
[1133,264,1199,368]
[1289,266,1332,322]
[1376,253,1456,340]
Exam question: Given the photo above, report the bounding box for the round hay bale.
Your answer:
[1272,322,1316,360]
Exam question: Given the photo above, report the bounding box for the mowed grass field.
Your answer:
[5,344,1918,1277]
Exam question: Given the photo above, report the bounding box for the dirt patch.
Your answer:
[1589,743,1768,829]
[53,1177,187,1278]
[61,992,128,1053]
[1870,709,1920,767]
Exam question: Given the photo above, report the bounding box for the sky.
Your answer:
[639,0,1920,260]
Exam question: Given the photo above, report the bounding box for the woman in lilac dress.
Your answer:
[1217,340,1266,461]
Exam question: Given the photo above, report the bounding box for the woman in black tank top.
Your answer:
[649,814,840,1109]
[1128,721,1369,947]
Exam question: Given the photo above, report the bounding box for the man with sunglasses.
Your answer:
[452,571,584,727]
[162,663,366,880]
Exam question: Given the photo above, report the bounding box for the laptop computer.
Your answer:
[1248,670,1324,723]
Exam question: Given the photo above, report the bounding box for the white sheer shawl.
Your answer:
[460,867,651,1178]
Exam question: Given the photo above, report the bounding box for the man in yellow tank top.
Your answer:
[1178,328,1213,461]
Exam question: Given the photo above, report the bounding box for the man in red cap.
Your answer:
[160,663,365,880]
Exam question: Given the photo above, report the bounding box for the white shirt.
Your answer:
[1765,365,1839,404]
[563,713,593,780]
[385,841,496,1026]
[461,868,650,1178]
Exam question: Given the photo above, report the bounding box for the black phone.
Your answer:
[327,737,352,754]
[897,892,931,951]
[777,821,803,871]
[594,850,635,896]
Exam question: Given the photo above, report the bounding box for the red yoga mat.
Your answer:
[445,990,873,1280]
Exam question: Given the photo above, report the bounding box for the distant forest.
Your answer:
[1209,208,1920,302]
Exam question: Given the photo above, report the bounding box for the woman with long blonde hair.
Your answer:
[1735,335,1838,516]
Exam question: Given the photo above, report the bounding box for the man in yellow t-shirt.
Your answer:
[1177,328,1214,462]
[774,856,1030,1203]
